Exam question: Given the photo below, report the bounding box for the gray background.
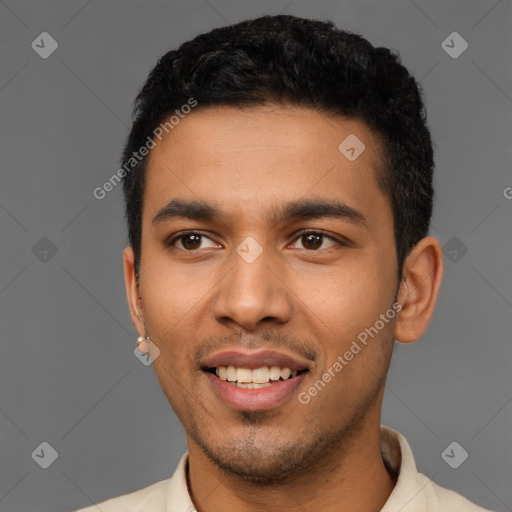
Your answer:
[0,1,511,511]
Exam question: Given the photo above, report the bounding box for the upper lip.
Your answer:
[201,349,312,372]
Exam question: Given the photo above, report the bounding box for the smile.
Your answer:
[207,365,307,388]
[204,366,309,411]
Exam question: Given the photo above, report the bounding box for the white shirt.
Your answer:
[74,426,494,511]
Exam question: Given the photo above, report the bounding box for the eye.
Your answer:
[166,231,220,251]
[289,230,340,251]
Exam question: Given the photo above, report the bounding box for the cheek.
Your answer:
[304,268,396,396]
[139,243,208,323]
[298,254,396,336]
[138,270,192,358]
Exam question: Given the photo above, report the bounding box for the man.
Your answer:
[76,14,493,512]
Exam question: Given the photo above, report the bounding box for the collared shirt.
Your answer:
[74,426,494,511]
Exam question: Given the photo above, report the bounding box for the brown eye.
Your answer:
[290,231,339,251]
[181,234,202,250]
[302,233,323,250]
[166,231,219,251]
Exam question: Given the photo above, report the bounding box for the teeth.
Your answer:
[236,368,252,383]
[235,382,273,389]
[226,365,237,381]
[252,367,270,383]
[216,367,227,380]
[213,365,301,384]
[269,366,281,380]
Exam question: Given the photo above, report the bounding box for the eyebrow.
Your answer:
[152,197,368,228]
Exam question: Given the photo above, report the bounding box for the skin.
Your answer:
[124,105,443,512]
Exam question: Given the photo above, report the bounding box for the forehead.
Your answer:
[143,105,390,227]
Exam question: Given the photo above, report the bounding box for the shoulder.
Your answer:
[73,477,171,512]
[418,472,495,512]
[72,452,191,512]
[380,426,496,512]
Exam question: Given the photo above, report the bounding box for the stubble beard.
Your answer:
[185,368,387,486]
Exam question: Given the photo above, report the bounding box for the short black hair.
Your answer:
[122,14,434,280]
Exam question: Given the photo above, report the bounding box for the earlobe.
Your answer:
[123,246,145,336]
[394,236,444,344]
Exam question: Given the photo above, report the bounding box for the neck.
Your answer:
[186,421,397,512]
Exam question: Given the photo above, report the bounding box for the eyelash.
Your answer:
[165,229,345,251]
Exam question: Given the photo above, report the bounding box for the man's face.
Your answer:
[133,105,399,481]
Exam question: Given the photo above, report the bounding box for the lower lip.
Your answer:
[204,371,307,412]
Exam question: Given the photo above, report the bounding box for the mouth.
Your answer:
[200,349,312,411]
[205,365,309,388]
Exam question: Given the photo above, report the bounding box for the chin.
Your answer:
[191,424,321,485]
[204,445,312,484]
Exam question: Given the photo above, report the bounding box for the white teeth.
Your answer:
[269,366,281,380]
[252,367,270,383]
[235,382,273,389]
[213,365,301,384]
[226,365,237,381]
[236,368,252,383]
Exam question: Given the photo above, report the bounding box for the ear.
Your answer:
[123,246,145,337]
[394,236,444,343]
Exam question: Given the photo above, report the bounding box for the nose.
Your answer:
[212,243,293,332]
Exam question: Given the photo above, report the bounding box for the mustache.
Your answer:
[193,329,317,366]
